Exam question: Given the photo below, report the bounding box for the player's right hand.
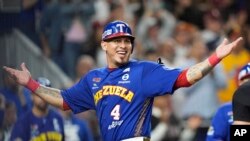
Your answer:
[3,62,31,86]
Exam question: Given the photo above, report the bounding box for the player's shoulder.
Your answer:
[220,102,232,109]
[217,102,232,113]
[86,67,107,75]
[133,59,162,67]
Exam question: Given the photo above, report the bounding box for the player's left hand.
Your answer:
[215,37,243,59]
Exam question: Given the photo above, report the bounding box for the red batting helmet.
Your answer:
[238,63,250,81]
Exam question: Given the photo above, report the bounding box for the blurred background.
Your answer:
[1,0,250,141]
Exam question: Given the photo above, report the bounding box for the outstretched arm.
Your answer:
[187,37,243,84]
[3,63,66,110]
[175,37,243,88]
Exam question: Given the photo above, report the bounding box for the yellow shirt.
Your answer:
[218,49,250,103]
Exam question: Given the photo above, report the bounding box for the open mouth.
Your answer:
[117,51,127,56]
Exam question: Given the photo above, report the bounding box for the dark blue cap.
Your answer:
[36,77,51,87]
[102,20,135,41]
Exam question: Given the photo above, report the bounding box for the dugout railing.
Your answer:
[0,29,73,89]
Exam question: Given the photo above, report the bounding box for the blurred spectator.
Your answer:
[88,21,105,57]
[225,8,249,50]
[206,63,250,141]
[62,15,87,79]
[233,84,250,125]
[201,9,225,52]
[0,94,5,140]
[155,38,187,119]
[2,101,17,141]
[151,95,182,141]
[180,37,227,140]
[210,0,236,22]
[39,0,65,69]
[136,6,177,52]
[181,38,226,119]
[0,69,31,117]
[217,27,250,103]
[72,54,101,141]
[143,48,159,62]
[233,63,250,125]
[75,55,96,83]
[10,77,65,141]
[40,0,95,79]
[19,0,45,46]
[157,38,185,68]
[206,102,233,141]
[108,1,127,22]
[0,0,44,35]
[172,22,197,61]
[92,0,110,23]
[60,110,94,141]
[62,0,95,79]
[179,114,203,141]
[173,0,204,29]
[88,21,105,67]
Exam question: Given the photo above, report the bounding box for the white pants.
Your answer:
[121,137,150,141]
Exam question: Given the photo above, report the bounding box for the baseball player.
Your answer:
[233,63,250,125]
[10,77,65,141]
[206,63,250,141]
[3,20,243,141]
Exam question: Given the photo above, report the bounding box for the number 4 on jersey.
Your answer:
[111,105,120,120]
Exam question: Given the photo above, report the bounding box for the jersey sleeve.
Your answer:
[206,106,229,141]
[61,76,95,114]
[141,62,181,97]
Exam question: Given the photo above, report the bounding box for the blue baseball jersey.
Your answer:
[206,102,233,141]
[62,60,181,141]
[10,109,65,141]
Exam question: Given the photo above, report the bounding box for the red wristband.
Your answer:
[26,78,40,92]
[208,53,221,66]
[63,100,70,110]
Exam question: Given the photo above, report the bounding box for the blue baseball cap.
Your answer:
[36,77,51,87]
[102,20,135,41]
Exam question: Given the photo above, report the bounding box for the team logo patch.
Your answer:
[92,83,99,89]
[93,77,101,82]
[118,74,130,84]
[122,74,129,80]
